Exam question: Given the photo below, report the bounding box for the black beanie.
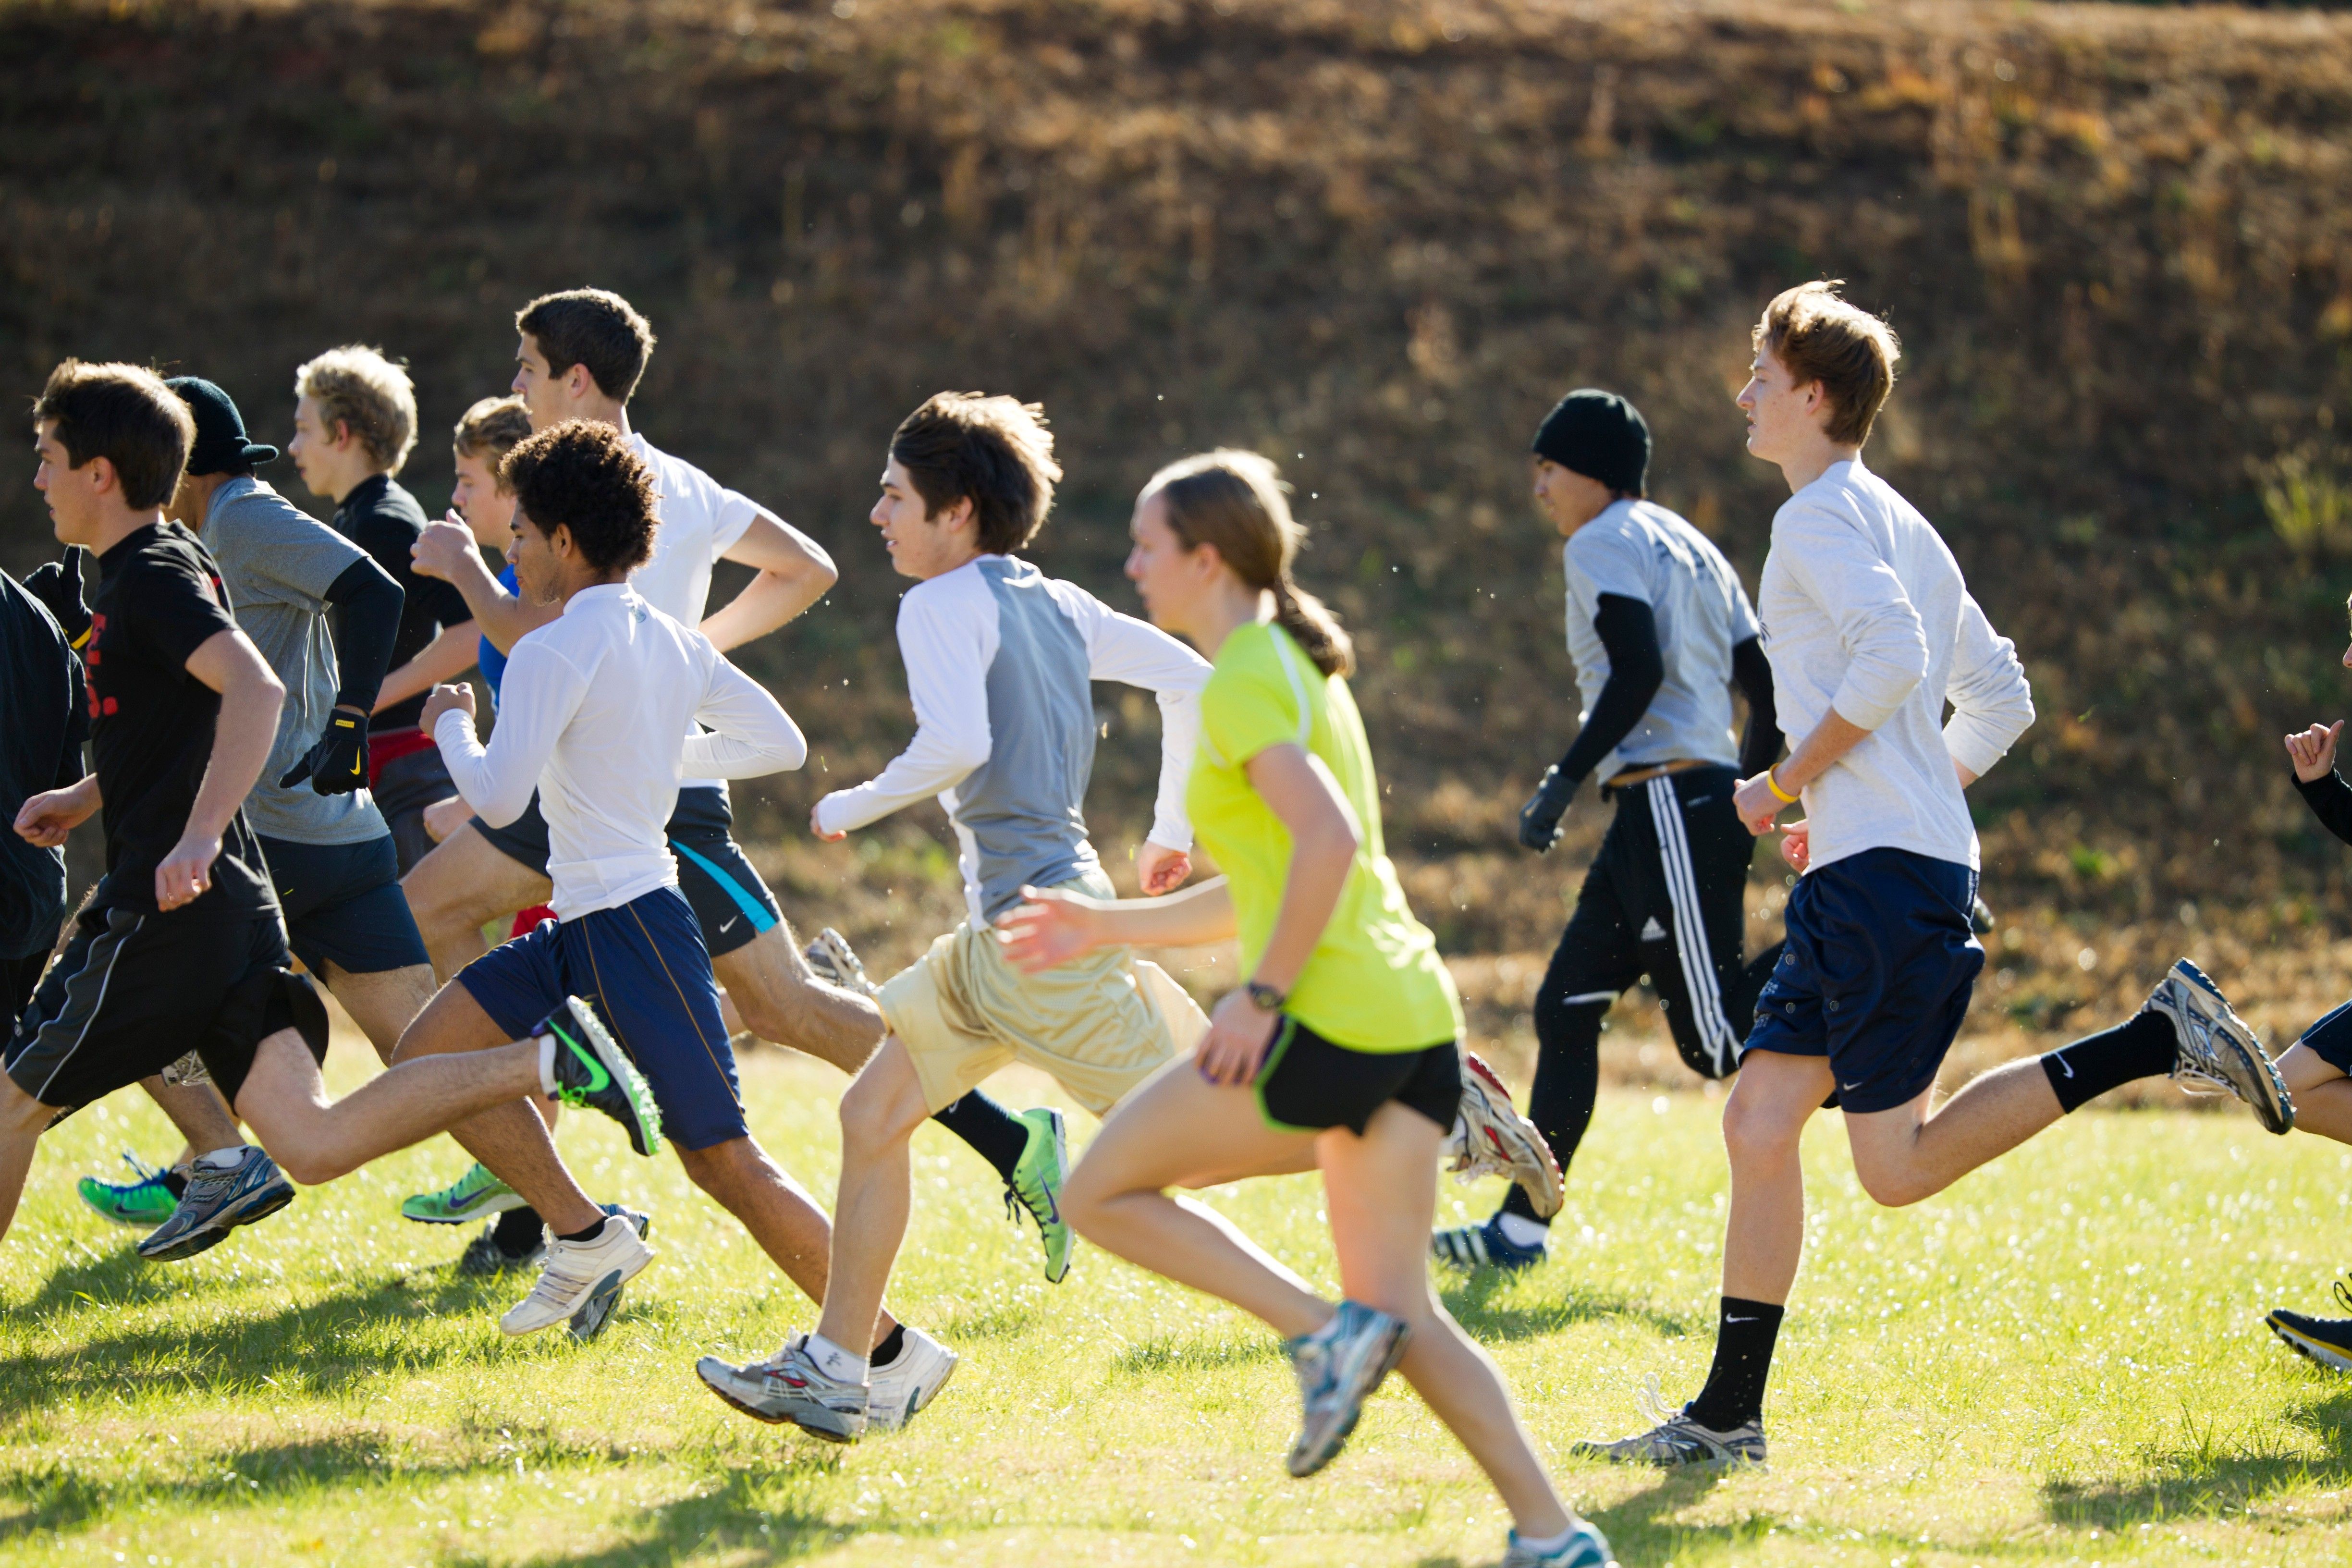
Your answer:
[165,377,279,477]
[1531,389,1650,496]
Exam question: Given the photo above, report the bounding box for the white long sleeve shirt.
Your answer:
[814,554,1208,924]
[1757,457,2034,873]
[434,583,806,917]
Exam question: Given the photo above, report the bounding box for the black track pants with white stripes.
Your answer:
[1503,765,1781,1224]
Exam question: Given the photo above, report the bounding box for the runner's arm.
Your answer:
[161,629,284,908]
[813,588,990,836]
[411,518,555,653]
[683,652,808,778]
[996,875,1237,969]
[430,640,585,826]
[1550,594,1663,786]
[1064,591,1210,854]
[319,553,404,718]
[700,513,838,654]
[1731,635,1782,779]
[372,620,479,714]
[1941,591,2034,785]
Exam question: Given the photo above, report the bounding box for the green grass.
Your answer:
[6,1054,2352,1566]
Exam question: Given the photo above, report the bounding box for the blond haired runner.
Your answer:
[995,452,1615,1568]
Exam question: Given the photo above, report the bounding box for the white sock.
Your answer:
[1496,1212,1550,1250]
[1514,1525,1575,1554]
[806,1333,868,1384]
[537,1033,558,1096]
[194,1145,250,1172]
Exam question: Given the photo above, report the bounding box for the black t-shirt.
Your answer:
[86,524,275,918]
[0,572,87,956]
[332,474,468,733]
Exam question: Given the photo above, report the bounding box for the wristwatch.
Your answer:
[1245,980,1288,1013]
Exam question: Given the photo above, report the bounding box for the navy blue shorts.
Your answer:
[455,884,745,1151]
[258,833,431,978]
[2301,1001,2352,1074]
[1741,846,1984,1115]
[472,784,780,958]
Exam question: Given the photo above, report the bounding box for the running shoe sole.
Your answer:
[1457,1051,1563,1219]
[2267,1310,2352,1373]
[567,1206,653,1342]
[135,1181,294,1262]
[692,1359,865,1442]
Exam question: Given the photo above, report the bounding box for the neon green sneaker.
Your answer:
[401,1162,525,1225]
[1004,1107,1073,1284]
[78,1152,181,1228]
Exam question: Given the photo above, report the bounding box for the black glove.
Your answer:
[279,710,371,795]
[1517,764,1580,852]
[23,551,91,649]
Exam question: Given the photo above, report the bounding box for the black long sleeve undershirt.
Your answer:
[2296,768,2352,848]
[322,554,404,717]
[1732,635,1783,780]
[1554,594,1665,786]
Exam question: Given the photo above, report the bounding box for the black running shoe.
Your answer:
[2268,1279,2352,1372]
[536,997,664,1157]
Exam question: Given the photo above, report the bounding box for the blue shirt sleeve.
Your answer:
[479,564,517,703]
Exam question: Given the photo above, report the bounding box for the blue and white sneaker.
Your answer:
[2148,958,2293,1133]
[135,1147,294,1262]
[1502,1521,1619,1568]
[1431,1213,1546,1273]
[1283,1299,1411,1477]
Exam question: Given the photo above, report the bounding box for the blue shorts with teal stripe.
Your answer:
[457,885,746,1151]
[472,784,780,958]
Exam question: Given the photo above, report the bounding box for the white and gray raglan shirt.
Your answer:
[813,554,1209,927]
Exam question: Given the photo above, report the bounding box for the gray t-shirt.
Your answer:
[199,478,390,845]
[1562,498,1760,780]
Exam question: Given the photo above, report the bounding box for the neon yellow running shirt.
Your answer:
[1187,620,1462,1053]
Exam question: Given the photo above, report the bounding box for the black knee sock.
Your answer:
[2040,1012,2176,1114]
[931,1091,1029,1181]
[871,1323,907,1367]
[1685,1298,1784,1431]
[496,1206,546,1253]
[1500,997,1606,1226]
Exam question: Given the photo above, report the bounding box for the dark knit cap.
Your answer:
[165,377,279,476]
[1530,388,1650,496]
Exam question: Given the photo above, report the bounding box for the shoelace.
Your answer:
[1634,1371,1677,1430]
[117,1151,173,1190]
[518,1237,617,1311]
[2332,1277,2352,1317]
[2158,1002,2235,1099]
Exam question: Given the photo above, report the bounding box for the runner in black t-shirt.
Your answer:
[0,563,86,1027]
[0,360,658,1260]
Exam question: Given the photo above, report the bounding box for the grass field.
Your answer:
[5,1039,2352,1568]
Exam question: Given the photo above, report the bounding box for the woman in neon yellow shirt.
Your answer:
[998,452,1612,1568]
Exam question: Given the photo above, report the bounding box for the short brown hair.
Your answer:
[1753,281,1900,447]
[502,418,658,575]
[1144,450,1354,678]
[33,360,194,510]
[294,344,418,473]
[515,289,656,403]
[890,392,1062,555]
[452,394,534,483]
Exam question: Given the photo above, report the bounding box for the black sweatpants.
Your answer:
[1505,764,1781,1224]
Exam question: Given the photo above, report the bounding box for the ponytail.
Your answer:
[1143,447,1355,678]
[1272,578,1354,678]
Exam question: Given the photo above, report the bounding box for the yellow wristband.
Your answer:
[1765,768,1800,805]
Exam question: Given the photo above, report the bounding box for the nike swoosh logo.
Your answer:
[2057,1059,2075,1078]
[719,916,739,933]
[1725,1315,1758,1323]
[1840,1082,1862,1092]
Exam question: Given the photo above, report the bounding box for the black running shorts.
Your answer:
[4,905,330,1115]
[1253,1017,1459,1136]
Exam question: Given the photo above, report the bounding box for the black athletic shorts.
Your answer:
[3,944,54,1033]
[258,833,431,978]
[471,784,782,958]
[373,744,455,877]
[1542,765,1778,1080]
[2301,999,2352,1075]
[1253,1017,1460,1136]
[4,905,329,1115]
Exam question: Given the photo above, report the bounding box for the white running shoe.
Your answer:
[2147,958,2293,1134]
[500,1214,655,1336]
[1447,1051,1563,1218]
[693,1333,870,1441]
[868,1325,960,1431]
[806,928,882,1000]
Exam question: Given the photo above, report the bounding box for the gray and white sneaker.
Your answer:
[135,1147,294,1262]
[1572,1375,1766,1468]
[868,1324,959,1431]
[694,1333,870,1442]
[806,928,882,999]
[500,1213,654,1336]
[566,1204,653,1342]
[2147,958,2293,1134]
[1447,1051,1563,1218]
[1283,1299,1411,1477]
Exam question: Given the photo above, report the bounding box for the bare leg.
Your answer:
[812,1039,930,1354]
[1321,1102,1571,1539]
[141,1074,244,1154]
[0,1075,54,1242]
[1720,1051,1832,1304]
[2279,1043,2352,1145]
[1844,1056,2063,1208]
[320,962,438,1067]
[400,825,550,982]
[1061,1055,1329,1336]
[390,983,601,1233]
[233,1028,545,1187]
[713,923,885,1073]
[674,1135,898,1350]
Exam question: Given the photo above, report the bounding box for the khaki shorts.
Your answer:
[880,876,1209,1117]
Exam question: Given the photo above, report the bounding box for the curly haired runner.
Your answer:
[994,452,1615,1568]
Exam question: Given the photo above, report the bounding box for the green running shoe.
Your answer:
[1004,1106,1072,1284]
[78,1152,181,1228]
[401,1161,525,1225]
[538,997,664,1157]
